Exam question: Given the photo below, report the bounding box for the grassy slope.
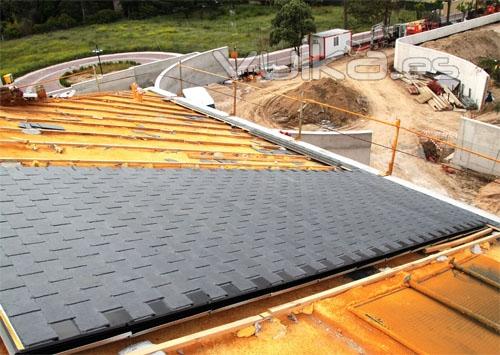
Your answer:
[0,5,417,77]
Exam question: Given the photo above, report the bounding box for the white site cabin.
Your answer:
[309,29,351,62]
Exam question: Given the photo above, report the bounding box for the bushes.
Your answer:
[2,19,33,39]
[2,21,22,39]
[478,57,500,86]
[87,9,122,24]
[33,14,77,34]
[58,14,78,29]
[3,10,122,38]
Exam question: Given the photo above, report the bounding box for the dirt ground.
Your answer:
[209,24,500,215]
[256,78,367,129]
[421,28,500,65]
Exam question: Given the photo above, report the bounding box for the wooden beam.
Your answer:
[267,232,499,316]
[0,127,279,150]
[0,157,332,171]
[0,114,254,140]
[127,315,266,355]
[117,232,498,355]
[423,227,493,253]
[0,139,308,162]
[0,305,24,351]
[0,109,237,132]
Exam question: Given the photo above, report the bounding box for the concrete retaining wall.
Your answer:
[394,13,500,110]
[453,117,500,176]
[49,55,192,95]
[281,130,372,165]
[155,47,234,94]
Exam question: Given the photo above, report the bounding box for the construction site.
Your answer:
[0,5,499,355]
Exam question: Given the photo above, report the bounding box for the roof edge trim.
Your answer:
[168,96,381,173]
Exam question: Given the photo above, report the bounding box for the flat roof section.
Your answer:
[0,166,491,354]
[314,29,350,37]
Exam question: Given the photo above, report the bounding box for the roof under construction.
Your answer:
[115,235,498,355]
[0,91,497,354]
[0,92,327,170]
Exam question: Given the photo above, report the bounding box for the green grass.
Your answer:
[0,4,418,78]
[59,60,139,87]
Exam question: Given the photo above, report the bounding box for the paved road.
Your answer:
[15,51,180,92]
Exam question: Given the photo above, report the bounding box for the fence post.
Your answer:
[386,118,401,176]
[231,81,237,116]
[178,61,183,96]
[297,90,305,140]
[93,66,101,92]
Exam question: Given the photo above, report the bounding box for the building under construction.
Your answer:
[0,89,498,354]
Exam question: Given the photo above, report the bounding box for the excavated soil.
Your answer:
[474,180,500,215]
[259,78,368,129]
[421,29,500,65]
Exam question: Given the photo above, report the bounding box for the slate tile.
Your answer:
[71,302,109,332]
[35,296,74,323]
[10,311,58,346]
[0,287,41,316]
[155,284,193,310]
[0,166,493,352]
[0,267,25,291]
[113,294,155,321]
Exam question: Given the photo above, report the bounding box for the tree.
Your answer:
[343,0,348,29]
[347,0,399,27]
[457,0,474,19]
[270,0,316,54]
[415,2,426,18]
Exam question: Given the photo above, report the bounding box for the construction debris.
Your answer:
[393,72,467,111]
[419,135,454,163]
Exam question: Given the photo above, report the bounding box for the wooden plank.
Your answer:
[0,157,332,171]
[267,232,499,316]
[424,227,494,253]
[0,305,24,351]
[488,224,500,232]
[416,91,433,104]
[428,99,441,111]
[443,86,465,108]
[421,86,450,110]
[127,315,266,355]
[124,232,498,355]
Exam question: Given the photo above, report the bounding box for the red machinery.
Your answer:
[406,19,440,35]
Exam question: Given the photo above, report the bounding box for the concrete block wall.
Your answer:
[281,130,372,165]
[394,13,500,110]
[453,117,500,176]
[49,55,193,95]
[155,47,234,94]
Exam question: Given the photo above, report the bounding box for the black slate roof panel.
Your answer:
[0,166,492,353]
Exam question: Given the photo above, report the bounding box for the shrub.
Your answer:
[58,14,77,29]
[33,14,76,33]
[2,19,33,39]
[478,57,500,86]
[3,21,22,39]
[87,9,122,24]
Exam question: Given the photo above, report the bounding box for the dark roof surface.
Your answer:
[0,166,489,353]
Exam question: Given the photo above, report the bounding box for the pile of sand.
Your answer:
[259,78,369,129]
[474,180,500,215]
[421,29,500,65]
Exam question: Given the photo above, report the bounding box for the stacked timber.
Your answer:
[393,73,466,112]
